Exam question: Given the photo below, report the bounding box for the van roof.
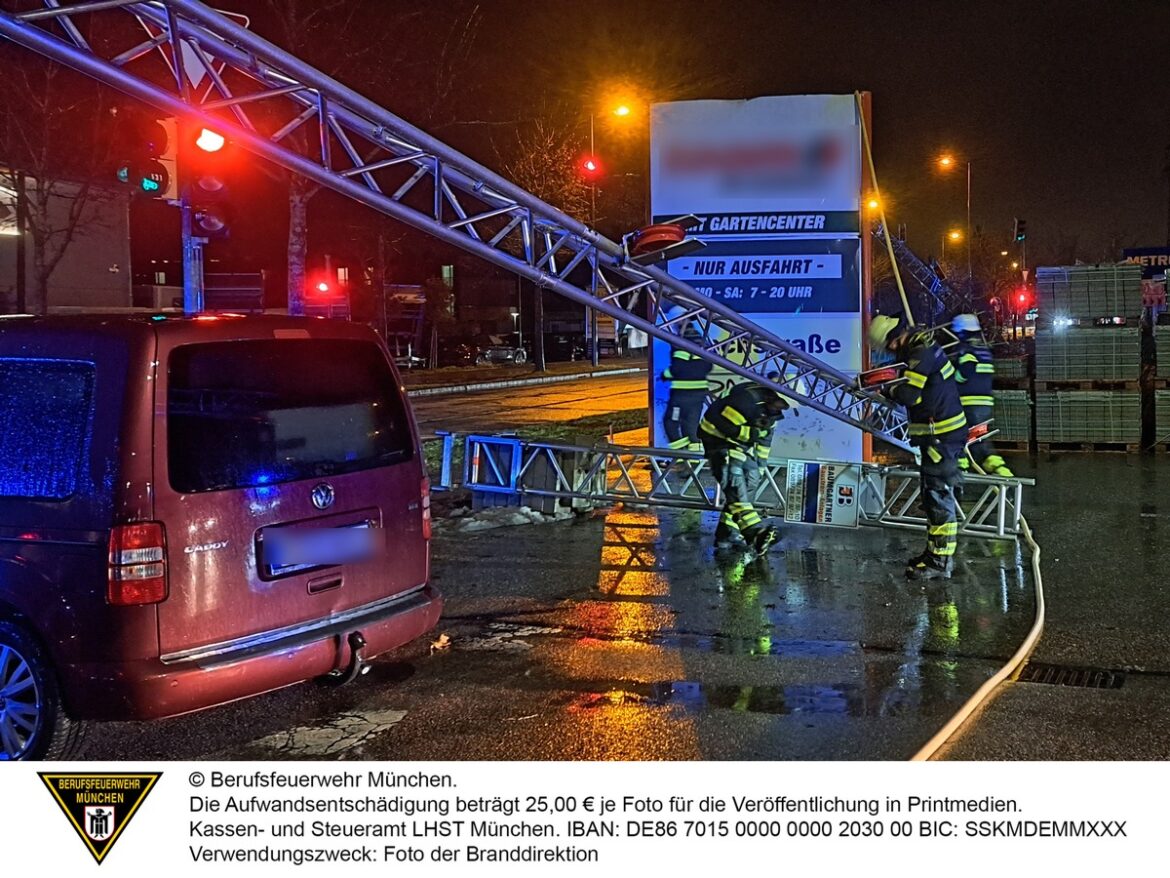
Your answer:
[0,312,378,341]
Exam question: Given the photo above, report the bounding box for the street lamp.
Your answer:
[585,97,639,365]
[937,153,972,291]
[942,228,962,259]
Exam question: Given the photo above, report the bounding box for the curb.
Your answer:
[407,367,647,398]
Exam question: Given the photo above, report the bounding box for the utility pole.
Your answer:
[14,170,26,313]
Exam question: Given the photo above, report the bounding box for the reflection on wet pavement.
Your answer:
[81,496,1037,761]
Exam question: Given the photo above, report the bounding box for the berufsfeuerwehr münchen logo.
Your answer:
[39,772,161,864]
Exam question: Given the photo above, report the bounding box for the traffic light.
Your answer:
[181,123,232,238]
[114,108,177,200]
[1013,217,1027,242]
[580,155,602,180]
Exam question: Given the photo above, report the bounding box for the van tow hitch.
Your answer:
[324,631,369,686]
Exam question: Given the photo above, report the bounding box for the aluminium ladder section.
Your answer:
[0,0,910,450]
[872,223,971,320]
[452,435,1031,540]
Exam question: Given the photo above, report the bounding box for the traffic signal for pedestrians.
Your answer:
[114,108,177,200]
[1013,218,1027,242]
[181,123,233,238]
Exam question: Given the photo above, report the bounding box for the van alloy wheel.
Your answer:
[0,642,40,760]
[0,622,85,760]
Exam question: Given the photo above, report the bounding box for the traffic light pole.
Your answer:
[180,197,204,314]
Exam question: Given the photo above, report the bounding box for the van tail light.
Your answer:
[108,522,168,605]
[421,477,432,541]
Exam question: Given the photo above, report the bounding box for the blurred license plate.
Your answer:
[264,521,379,576]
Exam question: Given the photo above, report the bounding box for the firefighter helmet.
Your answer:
[952,313,981,334]
[868,314,902,351]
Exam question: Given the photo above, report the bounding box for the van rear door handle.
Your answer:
[307,574,342,595]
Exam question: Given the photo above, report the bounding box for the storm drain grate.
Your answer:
[1017,663,1125,689]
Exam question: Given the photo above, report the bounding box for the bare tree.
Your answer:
[0,63,115,314]
[498,117,592,369]
[259,0,482,315]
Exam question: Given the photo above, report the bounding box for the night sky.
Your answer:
[471,0,1170,262]
[122,1,1170,277]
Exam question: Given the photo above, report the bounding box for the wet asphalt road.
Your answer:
[77,370,1170,761]
[86,502,1033,761]
[410,373,647,435]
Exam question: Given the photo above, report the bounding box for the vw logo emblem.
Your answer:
[311,483,335,510]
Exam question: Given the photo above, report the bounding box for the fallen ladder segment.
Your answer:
[444,434,1033,540]
[0,0,912,450]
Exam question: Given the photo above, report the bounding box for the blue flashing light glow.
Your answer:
[141,178,160,193]
[151,315,167,321]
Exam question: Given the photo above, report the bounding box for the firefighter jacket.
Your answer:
[662,348,713,393]
[700,383,778,462]
[887,332,967,442]
[952,340,995,409]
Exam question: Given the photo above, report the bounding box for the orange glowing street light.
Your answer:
[948,229,963,241]
[936,151,972,288]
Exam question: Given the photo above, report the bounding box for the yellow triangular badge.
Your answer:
[39,772,161,864]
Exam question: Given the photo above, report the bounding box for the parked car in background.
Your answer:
[472,334,527,365]
[0,313,441,759]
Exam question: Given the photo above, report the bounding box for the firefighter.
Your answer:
[950,313,1014,477]
[700,381,789,554]
[868,315,967,580]
[661,325,714,454]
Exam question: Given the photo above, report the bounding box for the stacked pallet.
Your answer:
[1156,390,1170,449]
[1035,264,1143,322]
[1033,265,1143,451]
[992,389,1032,444]
[1034,328,1141,382]
[1035,392,1141,448]
[1155,327,1170,379]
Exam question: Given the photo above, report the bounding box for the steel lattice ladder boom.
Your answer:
[1,0,910,449]
[873,223,971,320]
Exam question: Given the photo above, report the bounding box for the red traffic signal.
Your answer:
[580,155,602,178]
[195,127,226,153]
[181,123,232,238]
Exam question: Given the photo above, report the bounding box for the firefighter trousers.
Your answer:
[918,435,964,559]
[664,390,706,452]
[705,445,764,540]
[959,405,1014,476]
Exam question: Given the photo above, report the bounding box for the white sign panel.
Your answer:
[650,95,866,462]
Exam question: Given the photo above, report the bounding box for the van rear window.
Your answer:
[167,339,413,493]
[0,359,96,500]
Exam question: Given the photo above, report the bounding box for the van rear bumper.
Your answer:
[61,584,443,721]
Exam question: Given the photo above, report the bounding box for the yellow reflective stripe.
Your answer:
[728,448,748,461]
[756,446,770,459]
[670,380,709,390]
[976,364,995,373]
[668,437,690,449]
[926,446,942,464]
[929,522,959,536]
[959,353,979,364]
[904,370,928,389]
[961,395,995,407]
[932,544,957,556]
[700,419,722,437]
[687,442,703,452]
[724,407,747,426]
[940,362,956,379]
[739,513,762,527]
[909,412,967,437]
[728,502,752,512]
[673,351,697,361]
